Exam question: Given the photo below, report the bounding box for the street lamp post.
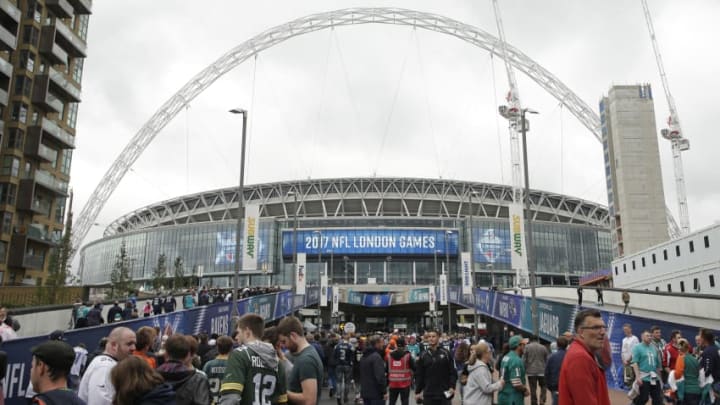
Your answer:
[445,230,452,335]
[287,189,298,294]
[469,191,480,338]
[520,109,539,338]
[229,108,248,320]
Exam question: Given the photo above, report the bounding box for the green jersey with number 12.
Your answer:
[221,343,287,405]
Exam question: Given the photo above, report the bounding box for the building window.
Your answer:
[14,76,32,97]
[705,236,711,248]
[20,51,35,73]
[71,58,84,84]
[0,183,17,205]
[6,128,24,150]
[0,241,6,262]
[663,249,668,261]
[0,156,20,177]
[689,240,695,253]
[667,284,672,293]
[22,26,39,47]
[641,257,646,267]
[632,260,636,270]
[54,197,66,223]
[614,266,618,276]
[710,275,716,288]
[623,263,627,273]
[680,281,685,293]
[11,103,28,124]
[66,103,79,129]
[655,286,659,292]
[77,14,89,41]
[652,253,656,264]
[676,245,681,257]
[59,150,72,175]
[1,212,12,234]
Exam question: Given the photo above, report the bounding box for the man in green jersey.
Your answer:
[498,335,530,405]
[220,314,288,405]
[278,316,324,405]
[631,331,663,405]
[205,336,234,404]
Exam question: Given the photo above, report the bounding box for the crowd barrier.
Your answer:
[1,287,319,405]
[448,285,717,390]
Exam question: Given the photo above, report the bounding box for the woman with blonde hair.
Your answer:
[111,356,175,405]
[674,338,701,405]
[463,342,504,405]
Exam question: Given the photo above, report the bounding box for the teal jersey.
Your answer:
[632,343,660,380]
[203,357,228,404]
[288,345,324,405]
[498,351,525,405]
[221,346,288,405]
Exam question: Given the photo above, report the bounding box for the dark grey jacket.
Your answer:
[359,347,386,399]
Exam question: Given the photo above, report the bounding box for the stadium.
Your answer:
[79,177,613,289]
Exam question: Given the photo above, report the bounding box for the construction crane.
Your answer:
[491,0,529,288]
[641,0,691,235]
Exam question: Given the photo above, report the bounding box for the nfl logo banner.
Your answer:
[296,253,307,295]
[320,275,328,307]
[429,287,436,312]
[439,274,448,306]
[461,252,472,295]
[332,287,339,314]
[242,204,260,271]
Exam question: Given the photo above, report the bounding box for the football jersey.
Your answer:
[203,356,228,404]
[221,345,288,405]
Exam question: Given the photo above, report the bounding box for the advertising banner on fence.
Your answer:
[461,252,472,295]
[493,292,522,327]
[242,204,260,270]
[508,202,528,285]
[274,290,293,319]
[439,274,448,306]
[475,289,494,315]
[296,253,306,295]
[320,275,328,307]
[521,298,575,342]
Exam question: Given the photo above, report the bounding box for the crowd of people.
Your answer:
[2,296,720,405]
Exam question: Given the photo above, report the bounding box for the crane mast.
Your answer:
[491,0,529,287]
[641,0,691,235]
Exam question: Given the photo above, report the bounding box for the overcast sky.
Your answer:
[71,0,720,250]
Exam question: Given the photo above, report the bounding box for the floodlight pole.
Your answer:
[229,108,248,320]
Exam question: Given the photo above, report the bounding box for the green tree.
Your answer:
[110,240,132,298]
[43,193,76,304]
[152,253,168,291]
[173,256,185,291]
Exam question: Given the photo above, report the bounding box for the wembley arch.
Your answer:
[71,7,674,258]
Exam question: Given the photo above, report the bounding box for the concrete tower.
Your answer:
[600,84,668,258]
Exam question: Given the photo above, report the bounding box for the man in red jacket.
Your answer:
[558,309,611,405]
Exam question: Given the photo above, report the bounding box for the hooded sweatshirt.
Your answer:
[136,383,177,405]
[219,341,287,405]
[464,360,503,405]
[157,360,210,405]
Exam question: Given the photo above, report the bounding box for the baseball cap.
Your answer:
[508,335,529,349]
[48,330,65,341]
[31,341,75,373]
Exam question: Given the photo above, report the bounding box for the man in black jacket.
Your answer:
[359,335,387,405]
[415,329,456,405]
[107,301,122,323]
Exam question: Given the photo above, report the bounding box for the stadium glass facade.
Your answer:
[79,178,613,289]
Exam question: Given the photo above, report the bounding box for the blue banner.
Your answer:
[362,293,393,307]
[0,290,316,405]
[282,228,459,256]
[493,292,523,327]
[472,226,511,265]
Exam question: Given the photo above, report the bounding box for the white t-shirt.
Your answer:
[78,354,117,405]
[622,335,640,363]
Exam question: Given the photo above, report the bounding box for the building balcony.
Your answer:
[16,183,52,216]
[0,56,12,78]
[43,20,86,58]
[28,119,75,149]
[68,0,92,14]
[0,0,21,23]
[35,68,80,104]
[39,27,68,66]
[8,249,46,270]
[46,0,73,19]
[0,20,17,52]
[22,169,68,197]
[32,84,64,113]
[24,130,58,163]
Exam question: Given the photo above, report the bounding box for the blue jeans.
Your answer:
[551,390,558,405]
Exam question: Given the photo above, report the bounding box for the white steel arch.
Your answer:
[71,7,670,259]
